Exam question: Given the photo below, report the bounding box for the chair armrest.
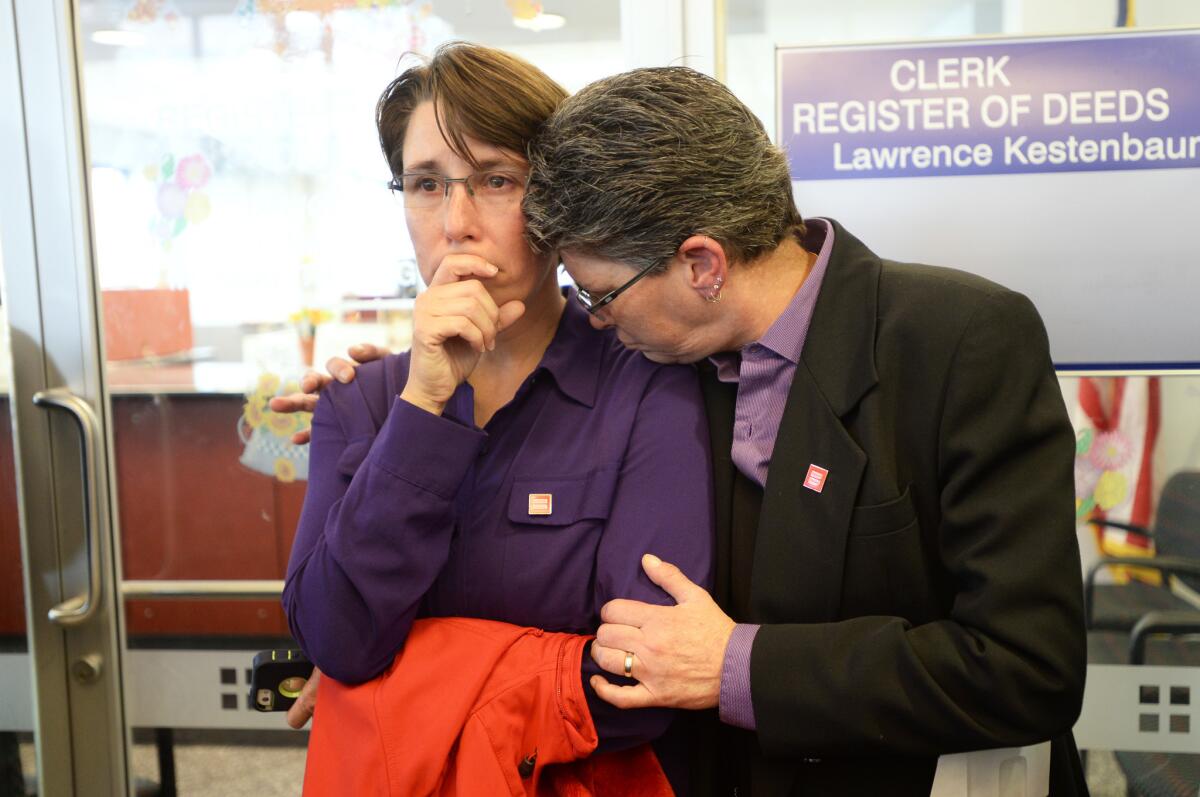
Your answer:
[1128,610,1200,664]
[1084,556,1200,628]
[1089,516,1152,535]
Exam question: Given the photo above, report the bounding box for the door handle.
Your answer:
[32,388,104,626]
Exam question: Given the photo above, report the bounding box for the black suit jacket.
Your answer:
[692,220,1088,796]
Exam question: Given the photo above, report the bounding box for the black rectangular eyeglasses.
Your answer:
[575,261,660,315]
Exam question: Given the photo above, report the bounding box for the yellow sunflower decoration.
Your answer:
[274,458,297,483]
[238,371,313,482]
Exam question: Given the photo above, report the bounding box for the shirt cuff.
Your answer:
[367,395,486,498]
[718,623,760,731]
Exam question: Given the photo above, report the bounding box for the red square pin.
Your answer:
[804,464,829,493]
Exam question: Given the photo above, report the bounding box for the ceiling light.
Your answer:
[512,12,565,32]
[91,30,146,47]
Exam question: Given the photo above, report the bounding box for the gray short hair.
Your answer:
[523,66,803,270]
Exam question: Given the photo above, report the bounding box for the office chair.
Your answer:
[1110,611,1200,797]
[1084,471,1200,640]
[1079,472,1200,796]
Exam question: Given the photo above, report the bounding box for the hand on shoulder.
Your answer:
[268,343,390,444]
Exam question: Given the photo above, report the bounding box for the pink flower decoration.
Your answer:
[156,182,187,219]
[174,154,211,190]
[1074,458,1101,501]
[1088,431,1133,471]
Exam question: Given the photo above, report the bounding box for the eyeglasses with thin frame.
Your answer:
[388,170,527,208]
[575,261,661,315]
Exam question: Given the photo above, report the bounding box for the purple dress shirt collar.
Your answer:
[445,290,600,426]
[758,221,832,364]
[534,292,604,408]
[711,218,834,377]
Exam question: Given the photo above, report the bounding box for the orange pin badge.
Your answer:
[528,493,553,516]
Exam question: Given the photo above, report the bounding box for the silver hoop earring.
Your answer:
[706,277,724,303]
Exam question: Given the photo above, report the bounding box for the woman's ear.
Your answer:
[676,235,728,301]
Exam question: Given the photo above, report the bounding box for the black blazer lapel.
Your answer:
[800,219,880,417]
[750,219,882,624]
[753,361,866,623]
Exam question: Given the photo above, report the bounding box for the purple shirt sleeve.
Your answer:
[719,623,761,730]
[583,363,715,752]
[283,393,484,683]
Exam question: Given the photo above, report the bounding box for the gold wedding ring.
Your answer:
[623,651,635,679]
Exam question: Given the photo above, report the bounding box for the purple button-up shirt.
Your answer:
[712,219,834,730]
[284,293,714,767]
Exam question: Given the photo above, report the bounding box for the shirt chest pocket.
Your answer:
[506,467,619,528]
[501,467,620,628]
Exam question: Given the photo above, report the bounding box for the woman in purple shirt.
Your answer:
[282,43,713,785]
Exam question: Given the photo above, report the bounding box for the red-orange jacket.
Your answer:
[303,617,672,796]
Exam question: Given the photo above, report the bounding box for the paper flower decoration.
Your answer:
[507,0,542,20]
[274,458,297,483]
[256,373,282,396]
[267,411,299,437]
[1093,470,1130,511]
[175,154,211,189]
[1088,431,1133,471]
[243,400,265,429]
[237,0,423,60]
[243,372,311,439]
[289,307,333,339]
[146,152,212,250]
[239,372,313,482]
[1075,495,1096,521]
[156,182,187,218]
[1074,458,1102,501]
[126,0,181,24]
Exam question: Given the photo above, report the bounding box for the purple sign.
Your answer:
[777,30,1200,179]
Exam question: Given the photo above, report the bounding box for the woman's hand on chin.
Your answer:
[403,254,524,415]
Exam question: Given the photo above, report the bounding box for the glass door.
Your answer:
[1,2,128,795]
[0,231,37,795]
[0,9,38,768]
[5,1,683,793]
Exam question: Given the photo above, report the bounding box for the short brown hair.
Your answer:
[376,42,567,176]
[524,66,803,269]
